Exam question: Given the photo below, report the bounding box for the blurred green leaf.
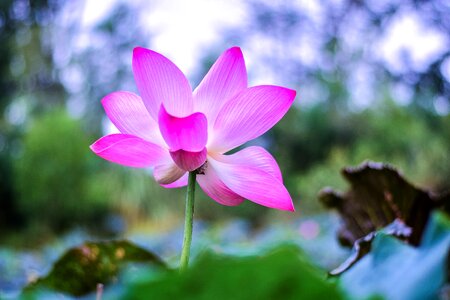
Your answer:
[27,240,166,296]
[340,211,450,300]
[120,246,346,300]
[319,161,449,247]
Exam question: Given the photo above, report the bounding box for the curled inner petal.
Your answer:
[158,105,207,152]
[170,148,207,172]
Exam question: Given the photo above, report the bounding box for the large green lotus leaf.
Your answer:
[340,212,450,300]
[319,161,449,247]
[119,246,347,300]
[25,240,166,297]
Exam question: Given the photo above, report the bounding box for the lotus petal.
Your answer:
[161,172,189,188]
[154,162,186,185]
[193,47,247,132]
[209,86,296,153]
[102,91,165,146]
[133,47,193,119]
[90,134,168,168]
[197,159,245,206]
[208,151,294,211]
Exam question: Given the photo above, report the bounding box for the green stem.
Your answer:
[180,171,197,272]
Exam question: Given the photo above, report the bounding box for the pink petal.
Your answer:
[101,91,165,146]
[154,162,186,185]
[161,173,188,188]
[170,148,207,171]
[193,47,247,130]
[209,85,296,153]
[158,105,207,152]
[90,134,168,168]
[197,159,245,206]
[132,47,193,119]
[216,146,282,181]
[208,152,294,211]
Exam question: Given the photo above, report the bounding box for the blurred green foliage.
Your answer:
[0,0,69,235]
[11,110,187,239]
[21,246,347,299]
[118,246,346,300]
[14,110,110,233]
[281,100,450,213]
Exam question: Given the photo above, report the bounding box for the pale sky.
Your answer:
[75,0,449,116]
[79,0,448,80]
[81,0,247,75]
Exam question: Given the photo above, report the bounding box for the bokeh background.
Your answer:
[0,0,449,295]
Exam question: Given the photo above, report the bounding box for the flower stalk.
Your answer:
[180,171,197,271]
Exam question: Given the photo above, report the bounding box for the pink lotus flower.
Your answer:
[90,47,296,211]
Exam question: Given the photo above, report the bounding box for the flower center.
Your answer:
[196,161,208,175]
